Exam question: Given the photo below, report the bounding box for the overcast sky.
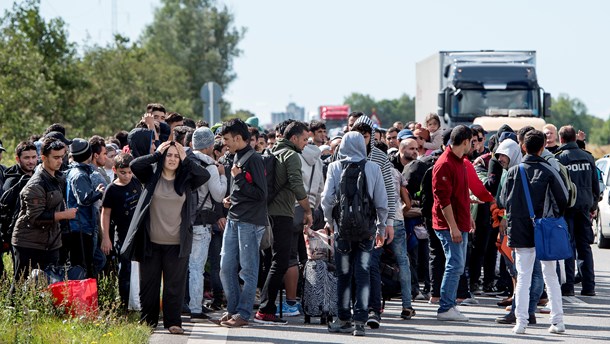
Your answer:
[3,0,610,125]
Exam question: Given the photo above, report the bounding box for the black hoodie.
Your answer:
[127,128,154,158]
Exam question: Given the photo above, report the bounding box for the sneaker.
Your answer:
[328,319,353,333]
[549,322,566,334]
[401,307,416,320]
[190,313,210,322]
[512,324,526,334]
[561,288,575,297]
[437,307,469,321]
[353,323,366,336]
[581,290,596,296]
[459,297,479,306]
[168,326,184,335]
[209,302,224,311]
[539,306,551,314]
[366,311,380,329]
[483,284,500,295]
[209,312,233,326]
[414,292,427,301]
[221,314,249,328]
[275,301,300,317]
[470,282,482,296]
[254,311,288,325]
[428,296,440,304]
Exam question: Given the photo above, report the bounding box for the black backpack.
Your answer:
[262,148,288,204]
[332,160,376,241]
[0,175,30,249]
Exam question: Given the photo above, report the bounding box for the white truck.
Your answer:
[415,50,552,133]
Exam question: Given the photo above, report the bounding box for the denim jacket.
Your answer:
[66,162,103,235]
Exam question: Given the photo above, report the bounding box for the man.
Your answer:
[255,121,313,325]
[66,139,105,277]
[188,127,227,322]
[166,112,185,142]
[390,138,418,172]
[386,127,400,150]
[145,103,170,142]
[310,120,327,147]
[470,125,489,161]
[499,129,568,334]
[351,115,396,328]
[543,124,560,154]
[0,140,6,186]
[147,103,167,122]
[216,119,267,327]
[1,141,38,276]
[555,125,599,296]
[88,135,109,275]
[432,125,473,321]
[322,132,388,337]
[393,121,404,130]
[413,128,430,158]
[248,127,260,151]
[346,112,364,133]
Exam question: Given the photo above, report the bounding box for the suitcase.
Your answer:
[302,259,337,324]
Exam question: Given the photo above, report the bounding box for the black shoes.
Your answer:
[495,313,536,325]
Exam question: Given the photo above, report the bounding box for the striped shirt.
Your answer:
[368,146,396,226]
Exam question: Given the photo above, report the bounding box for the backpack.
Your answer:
[0,175,30,249]
[262,148,289,204]
[332,160,376,241]
[190,158,220,226]
[543,155,577,208]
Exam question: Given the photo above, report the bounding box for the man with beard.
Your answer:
[1,141,39,276]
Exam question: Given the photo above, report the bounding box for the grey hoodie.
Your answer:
[297,144,325,209]
[495,139,522,170]
[192,151,227,210]
[321,132,388,238]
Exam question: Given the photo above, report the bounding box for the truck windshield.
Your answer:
[452,89,539,118]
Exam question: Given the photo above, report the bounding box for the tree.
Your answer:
[548,94,605,144]
[343,93,415,127]
[75,36,192,138]
[224,109,254,122]
[142,0,244,117]
[0,0,83,144]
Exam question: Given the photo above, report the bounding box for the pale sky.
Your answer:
[3,0,610,125]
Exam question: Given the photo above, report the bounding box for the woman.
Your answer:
[12,138,77,285]
[121,141,209,334]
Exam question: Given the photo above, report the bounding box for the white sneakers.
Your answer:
[437,307,469,321]
[549,322,566,334]
[513,322,566,335]
[512,324,526,334]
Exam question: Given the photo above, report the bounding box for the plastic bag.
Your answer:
[129,261,141,311]
[49,278,98,317]
[305,229,333,260]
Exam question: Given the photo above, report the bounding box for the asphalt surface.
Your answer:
[150,245,610,343]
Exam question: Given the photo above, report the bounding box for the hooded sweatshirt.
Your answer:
[297,144,325,209]
[127,128,154,158]
[321,132,388,238]
[192,151,227,210]
[495,139,522,171]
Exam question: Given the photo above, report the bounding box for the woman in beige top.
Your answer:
[121,141,209,334]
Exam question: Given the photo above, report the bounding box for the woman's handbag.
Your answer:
[519,165,572,261]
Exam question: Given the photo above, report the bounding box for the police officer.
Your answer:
[555,126,599,296]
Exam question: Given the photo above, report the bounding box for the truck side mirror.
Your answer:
[543,92,552,117]
[438,92,446,122]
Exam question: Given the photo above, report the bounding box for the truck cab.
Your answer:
[417,51,552,129]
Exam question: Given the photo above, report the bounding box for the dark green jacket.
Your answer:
[268,139,307,217]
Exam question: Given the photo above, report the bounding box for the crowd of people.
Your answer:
[0,104,600,337]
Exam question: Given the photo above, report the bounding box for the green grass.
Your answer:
[0,252,151,344]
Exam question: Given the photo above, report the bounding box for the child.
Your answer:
[100,153,142,311]
[423,113,443,152]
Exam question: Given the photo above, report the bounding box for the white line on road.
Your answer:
[187,323,228,344]
[563,296,588,305]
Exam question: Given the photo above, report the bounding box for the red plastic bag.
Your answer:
[49,278,98,317]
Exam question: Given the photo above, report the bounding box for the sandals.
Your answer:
[168,326,184,335]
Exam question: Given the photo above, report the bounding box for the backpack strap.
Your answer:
[518,164,535,225]
[235,149,255,168]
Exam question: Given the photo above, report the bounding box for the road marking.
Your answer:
[563,296,588,305]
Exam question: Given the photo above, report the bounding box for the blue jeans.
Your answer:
[220,220,265,320]
[189,225,212,314]
[369,247,382,313]
[335,234,374,323]
[389,220,413,309]
[435,230,468,313]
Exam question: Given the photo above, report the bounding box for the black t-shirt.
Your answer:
[101,178,142,244]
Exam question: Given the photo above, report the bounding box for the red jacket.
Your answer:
[432,146,471,232]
